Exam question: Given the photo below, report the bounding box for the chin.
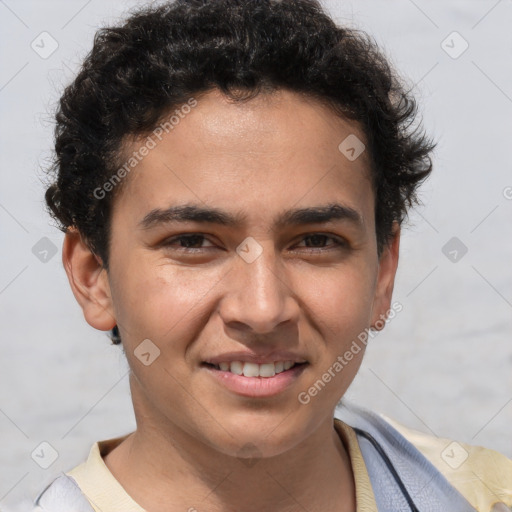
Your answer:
[201,416,310,459]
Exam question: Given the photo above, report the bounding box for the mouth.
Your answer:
[200,360,309,398]
[201,360,308,378]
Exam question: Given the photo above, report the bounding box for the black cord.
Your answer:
[353,427,420,512]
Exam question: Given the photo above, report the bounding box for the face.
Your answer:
[66,88,399,458]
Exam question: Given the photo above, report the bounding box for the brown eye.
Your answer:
[162,234,216,252]
[294,234,347,251]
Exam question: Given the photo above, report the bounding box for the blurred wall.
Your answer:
[1,1,511,510]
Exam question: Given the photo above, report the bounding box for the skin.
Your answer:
[63,88,400,512]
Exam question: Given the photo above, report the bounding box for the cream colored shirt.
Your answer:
[66,419,378,512]
[66,418,512,512]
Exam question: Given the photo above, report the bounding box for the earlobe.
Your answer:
[62,227,117,332]
[370,221,400,330]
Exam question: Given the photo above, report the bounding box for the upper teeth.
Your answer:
[216,360,298,377]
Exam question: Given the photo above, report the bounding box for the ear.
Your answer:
[370,221,400,330]
[62,227,116,332]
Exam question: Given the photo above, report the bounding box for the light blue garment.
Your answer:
[334,400,477,512]
[32,403,477,511]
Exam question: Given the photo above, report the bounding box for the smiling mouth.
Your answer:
[201,361,308,378]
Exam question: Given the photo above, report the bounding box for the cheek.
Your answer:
[296,268,375,398]
[111,246,377,351]
[298,262,377,333]
[111,257,225,347]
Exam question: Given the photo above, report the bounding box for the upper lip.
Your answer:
[203,351,309,366]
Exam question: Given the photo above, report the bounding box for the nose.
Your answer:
[218,241,300,336]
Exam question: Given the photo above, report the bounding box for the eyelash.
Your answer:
[161,233,348,253]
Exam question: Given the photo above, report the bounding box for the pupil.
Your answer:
[306,235,325,247]
[183,235,203,248]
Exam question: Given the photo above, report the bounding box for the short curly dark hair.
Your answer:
[44,0,434,344]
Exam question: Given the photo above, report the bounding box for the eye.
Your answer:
[293,233,348,251]
[161,234,216,252]
[160,232,348,254]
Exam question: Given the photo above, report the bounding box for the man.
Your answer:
[34,0,511,510]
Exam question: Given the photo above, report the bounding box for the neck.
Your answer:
[104,380,356,512]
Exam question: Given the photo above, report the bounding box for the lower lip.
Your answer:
[202,363,308,398]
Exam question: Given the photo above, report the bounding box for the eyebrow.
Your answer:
[139,202,364,231]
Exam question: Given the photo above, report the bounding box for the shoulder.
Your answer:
[335,401,512,511]
[32,473,95,512]
[384,415,512,511]
[32,434,132,512]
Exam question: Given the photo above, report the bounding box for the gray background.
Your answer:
[1,0,511,510]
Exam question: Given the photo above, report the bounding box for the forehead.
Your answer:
[112,88,375,232]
